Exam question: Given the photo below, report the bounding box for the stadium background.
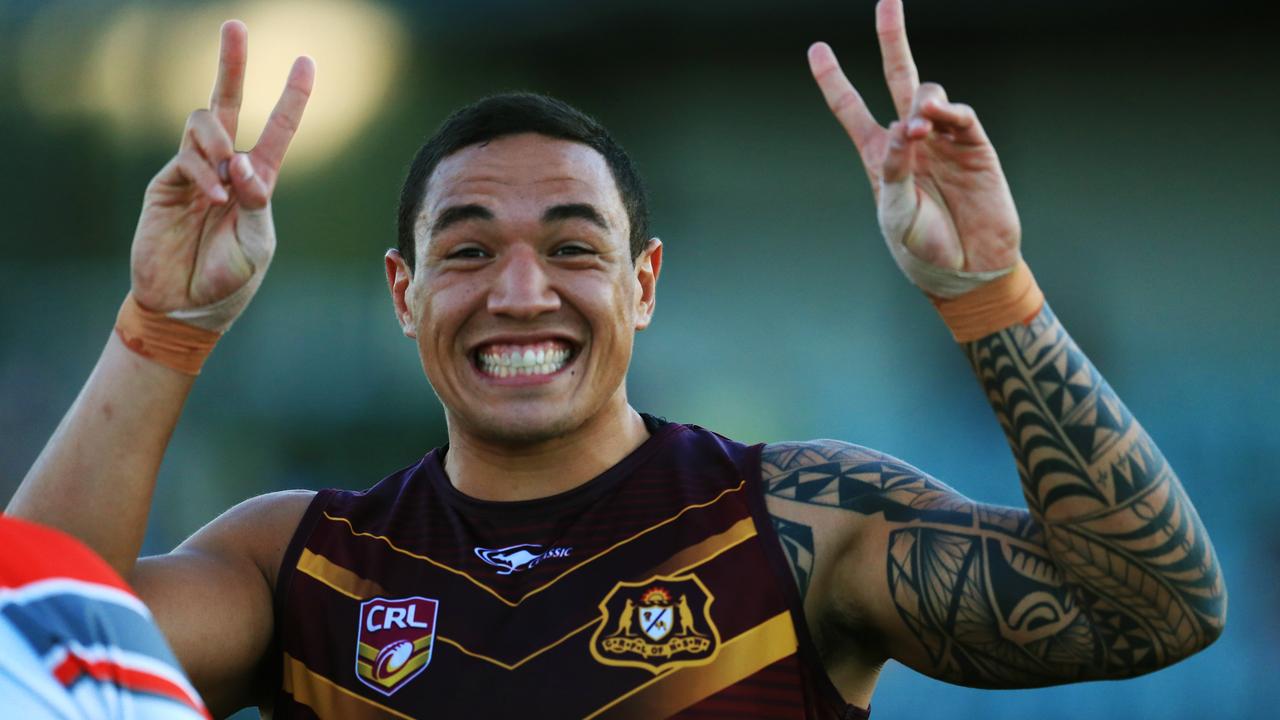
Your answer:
[1,0,1276,717]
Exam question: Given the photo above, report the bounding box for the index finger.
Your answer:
[875,0,919,119]
[808,42,881,155]
[210,20,248,139]
[250,56,316,175]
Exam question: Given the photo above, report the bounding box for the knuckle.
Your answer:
[917,82,947,102]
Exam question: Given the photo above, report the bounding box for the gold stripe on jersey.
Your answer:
[583,611,798,720]
[653,516,756,577]
[297,548,385,600]
[435,616,603,671]
[320,479,747,607]
[282,652,412,720]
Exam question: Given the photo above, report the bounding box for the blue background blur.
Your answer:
[1,1,1277,717]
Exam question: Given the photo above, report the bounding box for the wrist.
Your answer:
[114,293,222,376]
[928,258,1044,342]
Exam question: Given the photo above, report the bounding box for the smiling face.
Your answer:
[386,133,661,447]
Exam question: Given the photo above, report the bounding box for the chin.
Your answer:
[452,405,586,447]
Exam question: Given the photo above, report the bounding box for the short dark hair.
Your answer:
[396,92,650,271]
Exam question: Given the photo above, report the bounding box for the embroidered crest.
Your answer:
[355,596,438,695]
[589,574,720,673]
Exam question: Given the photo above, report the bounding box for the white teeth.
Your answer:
[477,344,572,378]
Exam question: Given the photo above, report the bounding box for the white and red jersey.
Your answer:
[0,515,209,719]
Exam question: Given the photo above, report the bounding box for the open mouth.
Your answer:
[472,339,578,379]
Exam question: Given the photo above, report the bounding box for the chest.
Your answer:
[275,482,812,718]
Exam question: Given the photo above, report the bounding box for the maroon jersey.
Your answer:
[272,417,868,719]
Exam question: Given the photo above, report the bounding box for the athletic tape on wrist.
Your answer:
[114,293,222,376]
[928,258,1044,342]
[164,279,259,332]
[877,176,1042,341]
[878,177,1014,298]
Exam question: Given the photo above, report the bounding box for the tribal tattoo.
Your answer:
[762,304,1226,687]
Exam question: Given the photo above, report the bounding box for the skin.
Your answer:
[6,1,1224,716]
[385,134,662,501]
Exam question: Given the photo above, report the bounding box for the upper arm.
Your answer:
[763,439,1115,689]
[129,489,314,716]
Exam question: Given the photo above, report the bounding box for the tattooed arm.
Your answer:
[781,2,1224,692]
[762,304,1226,690]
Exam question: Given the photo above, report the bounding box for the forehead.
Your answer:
[421,133,626,231]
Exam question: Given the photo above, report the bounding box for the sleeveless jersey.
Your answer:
[272,418,868,719]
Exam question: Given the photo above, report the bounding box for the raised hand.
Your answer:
[809,0,1019,287]
[130,20,314,329]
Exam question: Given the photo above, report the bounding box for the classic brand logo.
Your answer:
[474,543,572,575]
[355,596,439,696]
[589,573,721,673]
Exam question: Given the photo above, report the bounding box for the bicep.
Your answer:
[764,440,1105,689]
[130,490,313,715]
[837,496,1100,688]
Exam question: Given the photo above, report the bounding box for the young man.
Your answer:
[8,1,1225,717]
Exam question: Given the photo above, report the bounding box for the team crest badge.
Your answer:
[589,573,720,673]
[355,596,439,695]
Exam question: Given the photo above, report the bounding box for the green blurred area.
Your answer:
[1,1,1277,717]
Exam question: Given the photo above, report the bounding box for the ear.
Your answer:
[633,238,663,331]
[385,249,418,338]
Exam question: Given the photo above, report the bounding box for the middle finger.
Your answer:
[875,0,920,119]
[209,20,248,139]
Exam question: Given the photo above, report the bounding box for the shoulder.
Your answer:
[761,439,934,496]
[174,489,317,588]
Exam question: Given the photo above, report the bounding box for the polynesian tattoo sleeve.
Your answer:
[762,304,1226,687]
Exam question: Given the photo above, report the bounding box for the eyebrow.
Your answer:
[429,204,493,236]
[428,202,610,236]
[541,203,610,230]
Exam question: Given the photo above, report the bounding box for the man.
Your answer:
[7,0,1226,717]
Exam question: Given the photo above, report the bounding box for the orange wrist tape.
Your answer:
[114,293,222,376]
[928,259,1045,343]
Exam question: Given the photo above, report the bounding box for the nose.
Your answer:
[487,244,560,319]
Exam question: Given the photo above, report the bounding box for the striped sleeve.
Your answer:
[0,516,210,720]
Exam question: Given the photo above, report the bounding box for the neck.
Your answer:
[442,403,651,502]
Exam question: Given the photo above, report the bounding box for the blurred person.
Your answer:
[6,0,1226,717]
[0,515,209,719]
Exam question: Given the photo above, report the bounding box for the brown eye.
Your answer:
[553,244,594,257]
[448,246,490,259]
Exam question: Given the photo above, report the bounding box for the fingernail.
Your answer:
[217,159,230,183]
[908,118,928,133]
[235,154,255,180]
[212,186,229,203]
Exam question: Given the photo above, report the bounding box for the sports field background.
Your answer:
[1,1,1277,717]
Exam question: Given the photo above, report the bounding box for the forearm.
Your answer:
[7,330,195,577]
[965,302,1227,667]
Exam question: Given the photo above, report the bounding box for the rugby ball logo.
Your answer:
[373,640,414,681]
[355,596,439,696]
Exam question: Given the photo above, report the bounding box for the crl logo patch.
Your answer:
[355,596,438,695]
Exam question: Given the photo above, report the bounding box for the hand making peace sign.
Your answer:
[809,0,1021,284]
[130,21,314,329]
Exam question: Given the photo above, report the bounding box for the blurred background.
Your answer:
[1,0,1276,717]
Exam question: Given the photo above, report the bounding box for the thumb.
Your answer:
[877,121,918,242]
[227,153,271,210]
[881,120,913,184]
